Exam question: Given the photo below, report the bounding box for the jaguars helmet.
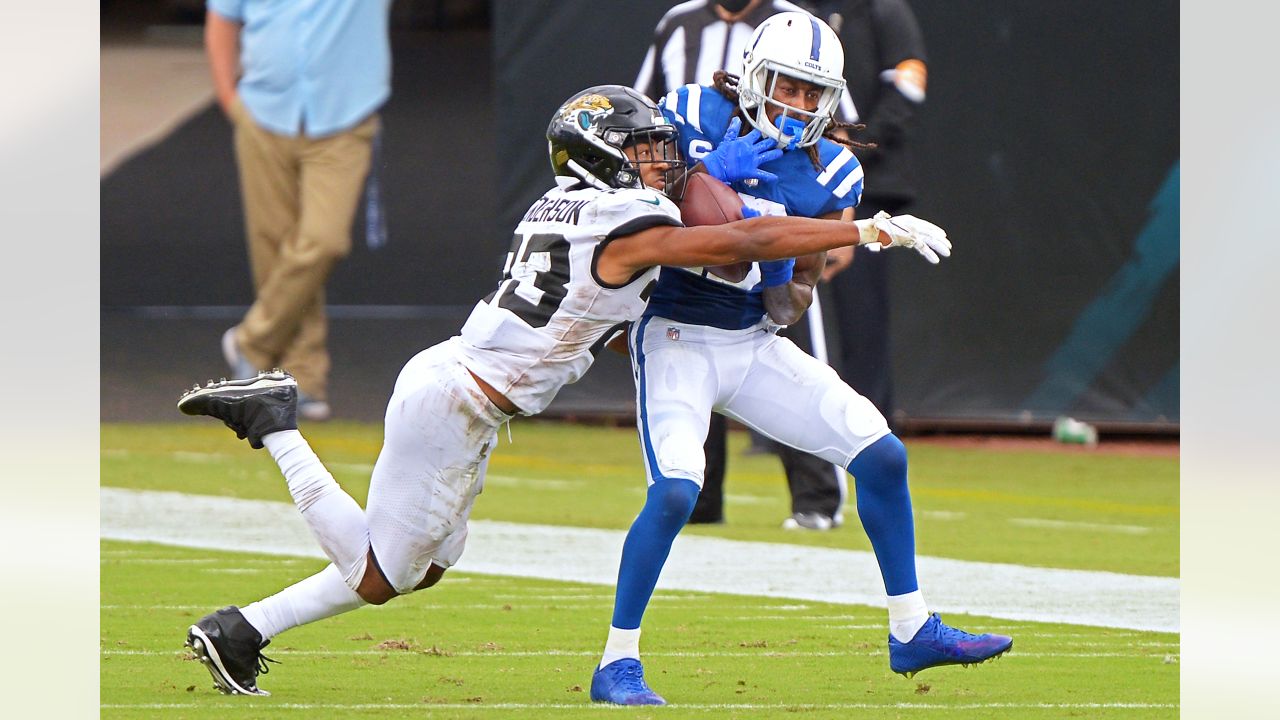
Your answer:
[547,85,686,197]
[739,11,846,149]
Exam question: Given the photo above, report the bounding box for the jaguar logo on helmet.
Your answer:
[561,94,614,131]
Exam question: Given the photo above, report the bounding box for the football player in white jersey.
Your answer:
[591,13,1010,706]
[173,84,917,697]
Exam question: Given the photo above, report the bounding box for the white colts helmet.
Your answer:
[738,11,846,149]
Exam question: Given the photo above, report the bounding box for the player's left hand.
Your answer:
[862,211,952,264]
[699,118,782,185]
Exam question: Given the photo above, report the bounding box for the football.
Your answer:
[678,172,745,226]
[677,172,751,282]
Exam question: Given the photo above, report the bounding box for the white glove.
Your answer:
[856,211,952,264]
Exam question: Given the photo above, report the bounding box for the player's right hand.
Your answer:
[699,118,782,186]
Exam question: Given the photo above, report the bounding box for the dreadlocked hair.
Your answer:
[711,70,877,172]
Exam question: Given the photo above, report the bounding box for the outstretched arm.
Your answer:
[598,214,867,285]
[819,207,858,282]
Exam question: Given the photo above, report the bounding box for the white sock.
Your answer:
[887,590,930,643]
[263,430,371,588]
[599,626,642,669]
[240,565,366,641]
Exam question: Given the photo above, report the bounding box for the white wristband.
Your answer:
[854,218,880,246]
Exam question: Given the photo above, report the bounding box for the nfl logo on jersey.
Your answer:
[666,326,680,341]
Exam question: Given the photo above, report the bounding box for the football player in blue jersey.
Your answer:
[590,12,1010,706]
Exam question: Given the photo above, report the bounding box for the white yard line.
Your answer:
[102,648,1173,659]
[921,510,968,521]
[101,702,1178,711]
[100,488,1179,633]
[1009,517,1153,535]
[484,474,581,490]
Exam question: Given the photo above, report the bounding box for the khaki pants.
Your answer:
[230,99,378,400]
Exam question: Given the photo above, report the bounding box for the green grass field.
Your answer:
[101,420,1179,718]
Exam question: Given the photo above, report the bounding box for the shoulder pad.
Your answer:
[812,139,864,209]
[594,188,682,225]
[661,84,733,137]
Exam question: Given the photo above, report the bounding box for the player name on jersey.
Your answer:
[521,196,592,225]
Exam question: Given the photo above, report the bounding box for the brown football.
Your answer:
[677,172,745,226]
[677,173,751,282]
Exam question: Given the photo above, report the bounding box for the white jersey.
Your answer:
[457,176,682,415]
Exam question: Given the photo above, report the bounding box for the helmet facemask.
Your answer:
[616,126,688,201]
[561,125,686,199]
[741,67,843,149]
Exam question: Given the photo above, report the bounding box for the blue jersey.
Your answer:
[643,84,865,330]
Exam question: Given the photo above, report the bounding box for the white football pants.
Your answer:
[365,337,510,593]
[629,316,890,486]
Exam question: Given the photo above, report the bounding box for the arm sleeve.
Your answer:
[875,0,928,68]
[862,0,928,148]
[207,0,244,22]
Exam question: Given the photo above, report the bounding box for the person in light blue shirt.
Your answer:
[205,0,393,421]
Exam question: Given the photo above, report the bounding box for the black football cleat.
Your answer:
[178,370,297,449]
[186,606,277,696]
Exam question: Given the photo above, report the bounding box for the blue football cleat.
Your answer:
[590,658,666,705]
[888,613,1013,678]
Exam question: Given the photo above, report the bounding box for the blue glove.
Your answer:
[759,257,795,287]
[699,117,782,185]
